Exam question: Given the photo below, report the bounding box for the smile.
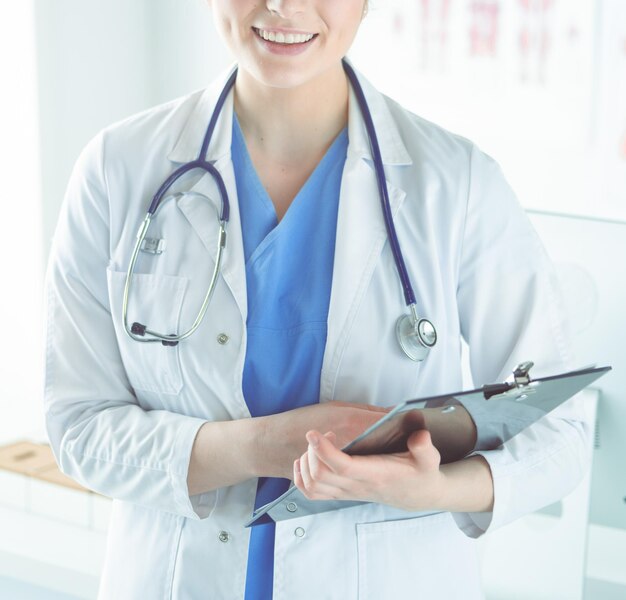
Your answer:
[253,27,317,45]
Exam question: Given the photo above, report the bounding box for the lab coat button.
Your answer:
[218,530,230,543]
[217,333,229,345]
[294,527,305,538]
[286,502,298,513]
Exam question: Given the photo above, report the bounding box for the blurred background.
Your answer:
[0,0,624,598]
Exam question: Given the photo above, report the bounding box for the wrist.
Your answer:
[437,456,494,513]
[247,415,270,478]
[247,414,294,479]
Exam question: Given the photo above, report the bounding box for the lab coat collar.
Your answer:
[167,63,237,164]
[166,60,413,168]
[344,59,413,167]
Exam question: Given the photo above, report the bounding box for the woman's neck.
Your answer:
[233,63,349,166]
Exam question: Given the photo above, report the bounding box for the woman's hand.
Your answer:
[294,428,448,512]
[187,401,391,496]
[255,401,391,480]
[293,420,495,514]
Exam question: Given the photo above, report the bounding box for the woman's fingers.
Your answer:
[296,451,342,500]
[293,427,446,509]
[294,431,353,499]
[324,431,338,444]
[296,457,338,499]
[306,431,353,475]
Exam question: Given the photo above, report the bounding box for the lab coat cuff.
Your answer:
[457,397,505,452]
[169,416,213,520]
[451,449,512,538]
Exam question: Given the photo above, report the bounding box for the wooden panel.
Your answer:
[0,441,88,493]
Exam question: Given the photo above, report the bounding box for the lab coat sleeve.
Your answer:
[43,131,210,520]
[452,144,589,537]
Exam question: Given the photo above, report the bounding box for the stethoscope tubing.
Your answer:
[147,159,230,221]
[123,59,435,359]
[123,211,226,345]
[341,61,417,308]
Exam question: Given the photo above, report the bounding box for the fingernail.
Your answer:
[307,432,319,448]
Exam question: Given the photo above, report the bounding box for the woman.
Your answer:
[44,1,588,598]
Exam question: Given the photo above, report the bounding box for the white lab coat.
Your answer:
[44,64,588,600]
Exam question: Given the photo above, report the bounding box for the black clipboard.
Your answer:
[245,363,611,527]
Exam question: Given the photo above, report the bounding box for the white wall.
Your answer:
[350,0,626,222]
[0,1,44,442]
[35,0,231,266]
[148,0,233,105]
[35,0,152,264]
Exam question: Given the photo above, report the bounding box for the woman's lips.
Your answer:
[252,27,319,56]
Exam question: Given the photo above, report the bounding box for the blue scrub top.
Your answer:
[231,114,348,599]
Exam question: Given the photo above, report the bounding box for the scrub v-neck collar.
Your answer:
[231,112,349,267]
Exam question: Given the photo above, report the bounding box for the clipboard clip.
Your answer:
[482,361,535,399]
[506,361,534,387]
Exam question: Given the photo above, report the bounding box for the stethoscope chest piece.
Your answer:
[396,313,437,362]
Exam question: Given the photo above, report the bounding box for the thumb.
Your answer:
[406,429,433,457]
[407,429,441,468]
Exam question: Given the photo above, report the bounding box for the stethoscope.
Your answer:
[123,59,437,362]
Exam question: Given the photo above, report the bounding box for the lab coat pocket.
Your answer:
[98,500,184,600]
[356,512,483,600]
[107,268,188,395]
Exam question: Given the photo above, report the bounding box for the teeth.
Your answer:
[256,29,315,44]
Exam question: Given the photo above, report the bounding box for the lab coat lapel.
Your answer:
[320,68,412,402]
[176,161,247,321]
[168,64,247,321]
[320,158,407,402]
